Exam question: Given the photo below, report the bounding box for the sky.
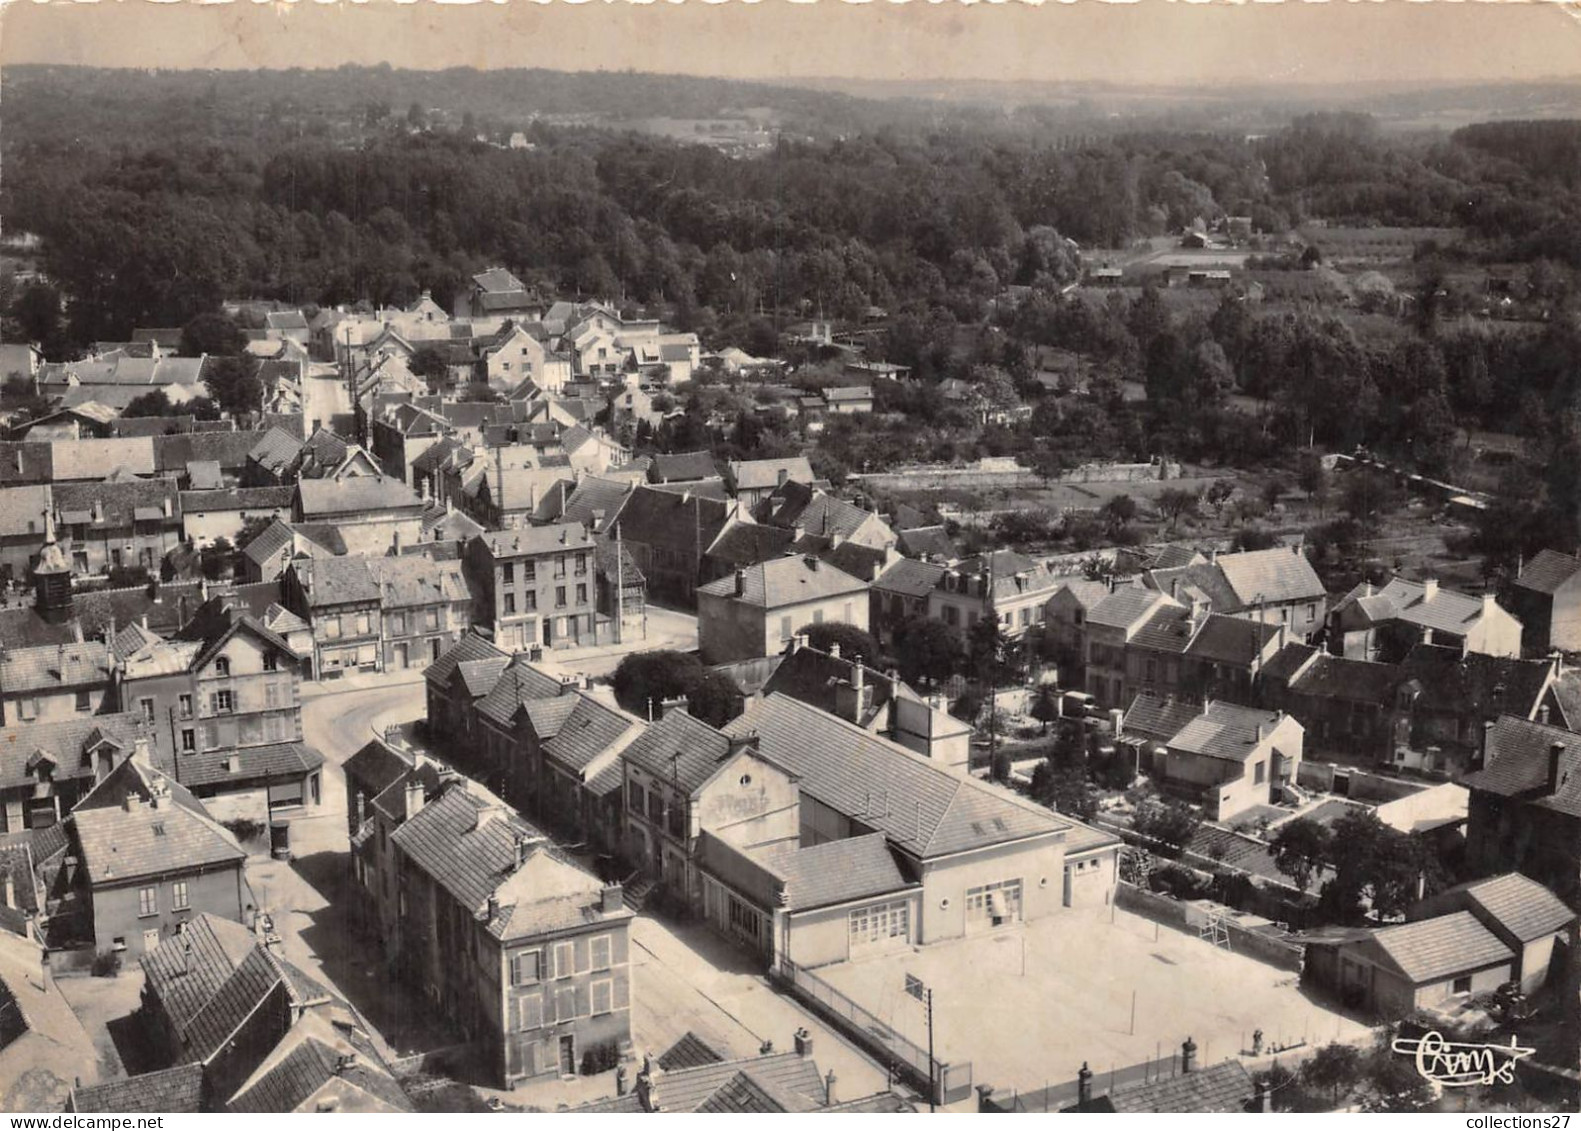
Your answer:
[2,0,1579,90]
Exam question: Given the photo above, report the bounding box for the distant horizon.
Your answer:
[4,0,1580,91]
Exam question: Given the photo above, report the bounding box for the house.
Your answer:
[368,402,451,486]
[0,714,143,834]
[293,476,425,558]
[280,558,384,680]
[1142,546,1328,641]
[238,518,345,584]
[606,486,746,606]
[822,386,874,415]
[725,457,816,507]
[868,557,948,650]
[469,655,575,800]
[517,692,642,856]
[717,695,1083,946]
[382,780,634,1088]
[895,525,959,565]
[464,523,605,653]
[70,769,248,957]
[1410,872,1576,995]
[52,479,183,576]
[927,550,1067,645]
[648,451,718,485]
[1464,714,1581,905]
[1084,586,1176,708]
[1510,549,1581,656]
[0,640,116,727]
[423,633,511,749]
[1043,579,1112,677]
[1145,700,1304,822]
[364,555,473,672]
[697,556,870,665]
[595,535,647,645]
[0,928,102,1111]
[1303,912,1515,1018]
[1061,1049,1258,1114]
[1328,577,1521,662]
[756,481,897,552]
[455,267,540,320]
[1255,643,1400,763]
[1391,644,1559,774]
[621,708,802,910]
[180,486,294,550]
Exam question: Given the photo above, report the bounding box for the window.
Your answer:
[180,728,196,752]
[780,616,793,641]
[425,608,439,631]
[75,690,92,712]
[628,782,645,814]
[502,562,515,585]
[943,606,959,627]
[17,699,36,722]
[265,683,283,709]
[647,792,665,823]
[504,593,517,615]
[388,612,406,636]
[1074,609,1084,626]
[178,694,193,719]
[214,690,234,714]
[523,591,537,612]
[139,697,156,723]
[965,879,1023,927]
[812,609,824,625]
[553,942,575,979]
[172,881,190,910]
[555,555,567,579]
[324,616,342,640]
[590,935,612,971]
[667,804,685,838]
[1144,658,1157,683]
[555,586,566,608]
[357,613,372,635]
[138,887,157,917]
[1020,608,1031,626]
[523,563,536,583]
[1254,761,1266,785]
[843,601,854,624]
[262,651,278,672]
[575,583,587,605]
[1453,975,1473,994]
[591,978,613,1016]
[215,657,230,677]
[510,950,542,985]
[518,991,544,1031]
[575,553,588,576]
[555,986,578,1021]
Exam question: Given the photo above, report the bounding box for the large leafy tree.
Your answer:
[893,617,960,687]
[612,650,705,719]
[1269,817,1332,896]
[798,622,881,667]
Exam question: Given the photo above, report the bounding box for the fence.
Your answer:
[979,1049,1195,1112]
[771,956,971,1105]
[1114,882,1305,972]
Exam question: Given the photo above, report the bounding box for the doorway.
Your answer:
[143,928,161,953]
[558,1035,576,1076]
[394,642,409,670]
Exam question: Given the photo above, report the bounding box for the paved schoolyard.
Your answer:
[815,904,1372,1097]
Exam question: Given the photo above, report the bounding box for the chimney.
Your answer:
[513,831,535,868]
[777,467,789,486]
[824,1069,837,1107]
[1422,577,1439,602]
[405,777,425,818]
[601,884,623,914]
[734,568,746,597]
[162,495,173,518]
[2,873,13,911]
[1109,708,1123,738]
[1181,1037,1198,1074]
[1540,704,1551,725]
[334,1053,358,1075]
[1482,592,1497,618]
[1254,1079,1273,1113]
[829,643,841,660]
[1208,548,1217,565]
[636,1069,661,1113]
[1549,742,1566,795]
[1077,1062,1093,1106]
[853,663,865,692]
[486,895,500,921]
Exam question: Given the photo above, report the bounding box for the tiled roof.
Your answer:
[73,794,246,886]
[658,1032,727,1071]
[895,525,959,563]
[227,1029,413,1113]
[650,451,719,483]
[1104,1059,1254,1113]
[1515,549,1581,596]
[154,430,269,473]
[425,633,510,692]
[697,555,868,609]
[474,658,567,727]
[1129,605,1198,655]
[0,640,114,695]
[1150,544,1207,570]
[1123,693,1203,744]
[609,485,736,558]
[872,556,947,599]
[473,267,527,294]
[140,914,281,1062]
[759,482,884,543]
[595,537,645,588]
[757,833,914,912]
[343,738,414,799]
[71,1063,206,1114]
[174,741,324,791]
[54,480,179,528]
[1366,911,1515,984]
[1260,642,1318,684]
[474,522,596,559]
[248,427,305,475]
[1337,578,1496,637]
[1215,546,1327,607]
[49,437,156,481]
[1397,644,1553,718]
[293,557,381,607]
[1185,614,1282,666]
[1063,819,1123,855]
[557,476,634,532]
[241,517,297,569]
[1464,714,1581,818]
[726,457,814,492]
[409,436,471,477]
[706,524,797,570]
[0,713,139,791]
[761,645,898,727]
[541,696,637,774]
[180,486,293,514]
[296,476,422,518]
[1087,586,1170,630]
[0,443,52,486]
[819,541,890,583]
[575,1052,827,1113]
[1457,873,1576,943]
[1289,653,1397,706]
[1144,563,1242,613]
[523,696,579,742]
[1168,701,1296,763]
[648,477,732,501]
[728,695,1066,858]
[364,556,469,608]
[621,709,737,794]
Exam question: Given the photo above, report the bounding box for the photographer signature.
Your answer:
[1391,1031,1535,1087]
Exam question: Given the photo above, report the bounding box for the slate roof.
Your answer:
[621,709,739,794]
[154,430,269,474]
[1150,544,1207,570]
[575,1053,827,1113]
[1168,701,1296,763]
[247,427,305,477]
[1144,562,1242,613]
[0,443,51,486]
[757,833,915,912]
[541,696,637,774]
[53,480,179,528]
[697,555,868,609]
[1130,604,1198,654]
[425,633,510,693]
[473,267,528,295]
[180,486,294,514]
[727,695,1066,859]
[1463,714,1581,818]
[1215,546,1326,606]
[1123,693,1205,744]
[1515,549,1581,596]
[1337,577,1498,637]
[896,525,959,563]
[726,457,815,493]
[658,1032,727,1071]
[1087,586,1170,630]
[296,476,422,518]
[140,913,282,1062]
[761,644,898,727]
[872,556,948,599]
[409,436,471,477]
[1366,911,1515,984]
[1456,873,1576,943]
[73,794,246,886]
[1260,642,1319,684]
[473,522,596,559]
[474,657,568,727]
[1185,614,1282,666]
[759,482,884,543]
[1290,653,1398,706]
[0,640,114,695]
[342,738,413,800]
[176,741,324,791]
[648,477,732,501]
[49,437,157,481]
[649,451,719,483]
[0,713,140,791]
[706,523,797,570]
[1103,1059,1254,1114]
[71,1063,206,1114]
[557,476,634,532]
[609,485,736,559]
[227,1028,413,1113]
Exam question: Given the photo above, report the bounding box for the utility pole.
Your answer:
[926,986,936,1113]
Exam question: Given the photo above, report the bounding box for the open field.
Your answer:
[816,904,1371,1098]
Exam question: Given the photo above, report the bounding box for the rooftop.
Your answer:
[1366,911,1515,984]
[697,555,868,609]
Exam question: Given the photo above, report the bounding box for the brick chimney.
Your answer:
[1181,1037,1197,1074]
[601,884,623,914]
[1549,742,1566,795]
[405,777,425,819]
[1422,578,1439,602]
[824,1069,837,1107]
[1077,1062,1093,1106]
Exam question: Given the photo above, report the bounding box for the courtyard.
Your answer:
[816,903,1373,1100]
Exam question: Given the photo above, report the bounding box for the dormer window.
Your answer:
[215,657,231,678]
[263,652,278,673]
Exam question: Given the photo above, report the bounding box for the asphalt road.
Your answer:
[302,678,429,771]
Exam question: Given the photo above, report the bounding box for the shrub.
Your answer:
[580,1039,621,1075]
[222,817,268,843]
[91,952,122,978]
[798,622,881,666]
[1149,862,1211,900]
[612,651,704,718]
